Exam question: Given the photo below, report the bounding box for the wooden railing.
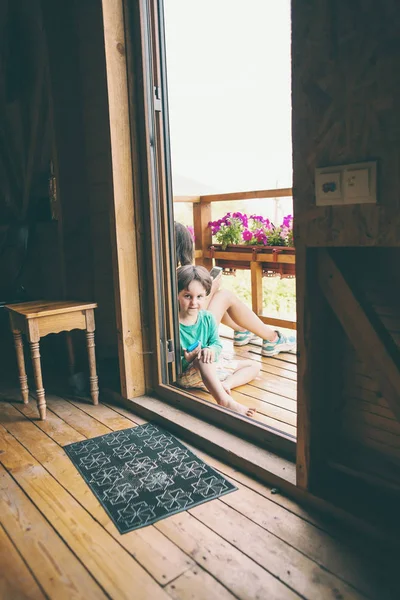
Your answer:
[174,188,296,330]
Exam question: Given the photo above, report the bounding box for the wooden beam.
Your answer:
[200,187,292,203]
[259,315,297,330]
[193,201,212,269]
[318,249,400,422]
[296,245,335,491]
[250,261,263,316]
[173,195,200,203]
[102,0,145,398]
[204,250,296,264]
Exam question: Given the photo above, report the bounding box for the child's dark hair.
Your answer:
[177,265,212,296]
[175,222,194,266]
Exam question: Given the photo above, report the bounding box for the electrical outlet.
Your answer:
[315,161,376,206]
[315,170,342,206]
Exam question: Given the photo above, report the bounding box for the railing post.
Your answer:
[193,200,212,268]
[250,260,263,317]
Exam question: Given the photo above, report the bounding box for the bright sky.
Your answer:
[164,0,292,197]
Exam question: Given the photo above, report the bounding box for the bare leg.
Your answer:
[30,341,46,420]
[208,289,278,341]
[223,360,260,393]
[13,331,29,403]
[196,359,256,418]
[221,312,246,332]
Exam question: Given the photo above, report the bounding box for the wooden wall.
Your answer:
[0,0,64,375]
[42,0,119,364]
[292,1,400,491]
[1,1,120,381]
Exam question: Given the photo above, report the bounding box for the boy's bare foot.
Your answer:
[219,394,256,418]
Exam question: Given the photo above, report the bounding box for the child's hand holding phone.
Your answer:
[183,340,201,364]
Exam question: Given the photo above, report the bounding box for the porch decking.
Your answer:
[0,388,395,600]
[191,330,297,439]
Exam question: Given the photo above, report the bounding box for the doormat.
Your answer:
[64,422,237,533]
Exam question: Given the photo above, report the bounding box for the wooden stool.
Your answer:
[5,301,99,420]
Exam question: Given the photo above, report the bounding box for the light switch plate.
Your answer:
[315,170,342,206]
[315,161,377,206]
[343,162,376,204]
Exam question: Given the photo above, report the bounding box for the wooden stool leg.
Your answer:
[13,331,29,403]
[29,341,46,420]
[86,331,99,405]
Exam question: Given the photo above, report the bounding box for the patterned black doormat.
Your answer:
[64,422,237,533]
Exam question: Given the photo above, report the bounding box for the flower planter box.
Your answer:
[206,244,296,278]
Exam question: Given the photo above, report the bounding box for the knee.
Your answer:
[215,288,235,304]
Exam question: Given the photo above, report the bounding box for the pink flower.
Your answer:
[186,225,195,241]
[282,215,293,229]
[264,218,272,230]
[242,229,253,242]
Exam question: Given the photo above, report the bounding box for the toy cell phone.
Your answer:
[210,266,223,279]
[186,340,200,352]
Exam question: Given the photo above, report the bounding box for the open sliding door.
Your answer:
[124,0,295,459]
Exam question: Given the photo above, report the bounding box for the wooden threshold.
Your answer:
[104,391,296,487]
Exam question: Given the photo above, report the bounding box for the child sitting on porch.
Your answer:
[177,264,259,418]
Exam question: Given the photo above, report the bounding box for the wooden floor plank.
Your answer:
[219,483,389,599]
[232,346,297,381]
[0,420,170,600]
[262,355,297,372]
[221,338,297,371]
[2,402,194,586]
[156,512,299,600]
[259,361,297,380]
[233,386,297,425]
[0,523,47,600]
[250,372,296,400]
[235,383,297,413]
[190,500,367,600]
[0,464,107,600]
[67,397,138,431]
[249,344,298,365]
[256,368,297,391]
[165,567,236,600]
[11,397,86,446]
[224,334,298,364]
[44,394,112,437]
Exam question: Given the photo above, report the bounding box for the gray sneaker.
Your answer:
[262,332,296,356]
